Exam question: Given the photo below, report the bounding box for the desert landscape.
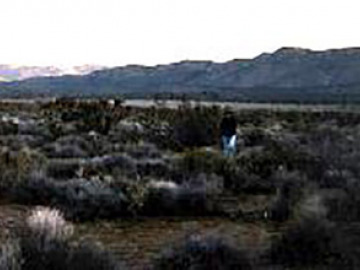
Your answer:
[0,98,359,269]
[2,0,360,268]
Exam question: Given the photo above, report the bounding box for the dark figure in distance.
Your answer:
[220,110,237,157]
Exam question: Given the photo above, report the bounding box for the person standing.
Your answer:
[220,110,237,157]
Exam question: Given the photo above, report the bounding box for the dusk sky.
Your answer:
[1,0,359,67]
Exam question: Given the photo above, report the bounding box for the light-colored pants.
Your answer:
[222,135,236,157]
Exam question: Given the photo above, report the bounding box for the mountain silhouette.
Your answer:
[1,47,360,103]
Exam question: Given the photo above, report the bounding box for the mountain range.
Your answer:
[0,65,105,82]
[1,47,360,103]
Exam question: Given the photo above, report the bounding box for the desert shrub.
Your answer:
[43,143,89,158]
[238,140,324,181]
[237,147,284,180]
[172,150,275,194]
[10,175,129,221]
[134,106,173,141]
[268,218,347,268]
[56,135,92,151]
[0,239,22,270]
[136,105,222,150]
[0,122,18,135]
[95,139,126,155]
[267,171,308,222]
[84,154,137,179]
[151,234,253,270]
[43,135,93,158]
[142,173,223,216]
[124,142,161,159]
[46,121,66,139]
[279,110,316,131]
[235,110,270,127]
[46,160,83,180]
[135,158,170,178]
[172,149,276,194]
[0,135,47,149]
[269,124,351,192]
[60,109,83,122]
[296,190,330,223]
[112,118,146,144]
[55,178,129,220]
[301,124,360,188]
[140,184,178,216]
[66,241,124,270]
[85,134,121,156]
[0,207,124,270]
[241,127,271,147]
[173,173,223,215]
[63,104,115,135]
[0,147,47,192]
[172,150,227,179]
[17,120,51,138]
[122,178,150,216]
[171,105,221,149]
[134,105,225,150]
[83,152,170,180]
[324,183,360,222]
[220,157,275,194]
[8,172,57,205]
[26,207,74,240]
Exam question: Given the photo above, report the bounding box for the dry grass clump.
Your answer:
[0,207,124,270]
[26,207,74,241]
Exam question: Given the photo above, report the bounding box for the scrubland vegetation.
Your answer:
[1,99,360,269]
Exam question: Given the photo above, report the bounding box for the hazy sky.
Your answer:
[1,0,359,67]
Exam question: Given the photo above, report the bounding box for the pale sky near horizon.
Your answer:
[1,0,360,67]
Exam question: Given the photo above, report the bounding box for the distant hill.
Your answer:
[1,47,360,103]
[0,65,105,82]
